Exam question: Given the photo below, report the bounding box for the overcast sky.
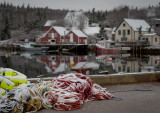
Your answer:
[0,0,159,11]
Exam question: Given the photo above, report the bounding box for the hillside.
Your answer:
[0,2,159,42]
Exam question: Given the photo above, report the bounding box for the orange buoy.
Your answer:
[71,62,75,67]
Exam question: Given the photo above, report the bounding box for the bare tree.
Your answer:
[87,35,96,44]
[78,14,86,31]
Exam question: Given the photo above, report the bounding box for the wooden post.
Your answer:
[140,45,141,58]
[133,42,134,57]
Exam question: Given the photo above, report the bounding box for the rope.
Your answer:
[0,84,42,113]
[41,73,114,110]
[0,100,17,113]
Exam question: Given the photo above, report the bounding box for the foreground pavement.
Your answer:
[37,82,160,113]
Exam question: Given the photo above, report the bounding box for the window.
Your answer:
[155,38,157,42]
[48,33,51,37]
[123,30,126,36]
[155,60,157,64]
[127,30,130,35]
[55,33,57,37]
[123,24,125,27]
[118,30,121,35]
[70,33,73,42]
[81,39,84,43]
[123,65,126,72]
[127,67,130,72]
[142,38,148,41]
[146,38,148,41]
[118,66,121,72]
[51,33,54,38]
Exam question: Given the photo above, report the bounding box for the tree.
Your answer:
[78,14,86,31]
[92,8,96,23]
[97,26,106,40]
[0,16,11,40]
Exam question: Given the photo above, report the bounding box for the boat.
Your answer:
[96,40,119,56]
[20,43,48,52]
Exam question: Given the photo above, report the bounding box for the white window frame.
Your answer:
[51,33,54,38]
[70,33,73,42]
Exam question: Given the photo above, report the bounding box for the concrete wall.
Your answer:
[90,72,160,85]
[28,72,160,85]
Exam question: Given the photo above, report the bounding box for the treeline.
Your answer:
[0,2,160,41]
[0,2,68,40]
[85,4,160,28]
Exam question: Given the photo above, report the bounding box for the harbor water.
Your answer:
[0,51,160,78]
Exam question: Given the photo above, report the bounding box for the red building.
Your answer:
[65,29,88,44]
[37,26,68,44]
[37,55,88,74]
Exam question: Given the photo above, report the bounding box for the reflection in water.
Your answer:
[114,55,160,73]
[1,51,160,78]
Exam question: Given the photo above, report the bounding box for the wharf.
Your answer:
[34,44,95,54]
[37,82,160,113]
[32,71,160,113]
[117,41,160,55]
[28,71,160,85]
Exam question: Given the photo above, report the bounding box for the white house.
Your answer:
[64,11,89,27]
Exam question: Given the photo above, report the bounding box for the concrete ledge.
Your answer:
[90,71,160,85]
[28,71,160,85]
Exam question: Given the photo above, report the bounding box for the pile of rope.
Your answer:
[41,73,113,110]
[0,84,42,113]
[0,73,113,112]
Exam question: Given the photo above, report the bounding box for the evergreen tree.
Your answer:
[0,16,11,40]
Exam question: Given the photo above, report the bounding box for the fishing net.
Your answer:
[41,73,113,110]
[0,73,113,112]
[0,84,42,113]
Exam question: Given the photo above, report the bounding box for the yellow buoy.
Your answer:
[0,88,5,96]
[71,62,75,67]
[0,76,15,90]
[0,68,27,86]
[6,75,27,86]
[0,68,27,79]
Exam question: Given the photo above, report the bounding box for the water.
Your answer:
[0,51,160,78]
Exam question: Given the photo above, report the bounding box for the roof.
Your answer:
[73,62,99,70]
[52,26,68,36]
[44,20,56,26]
[83,27,100,35]
[112,27,116,34]
[53,63,66,73]
[64,11,89,20]
[71,29,87,37]
[143,33,157,36]
[124,19,151,31]
[39,26,68,38]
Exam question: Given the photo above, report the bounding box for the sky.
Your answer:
[0,0,159,11]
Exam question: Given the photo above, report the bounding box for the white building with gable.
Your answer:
[115,18,153,42]
[64,11,89,27]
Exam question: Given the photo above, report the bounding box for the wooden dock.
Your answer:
[34,44,91,55]
[0,45,21,52]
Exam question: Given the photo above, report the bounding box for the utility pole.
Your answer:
[128,9,130,19]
